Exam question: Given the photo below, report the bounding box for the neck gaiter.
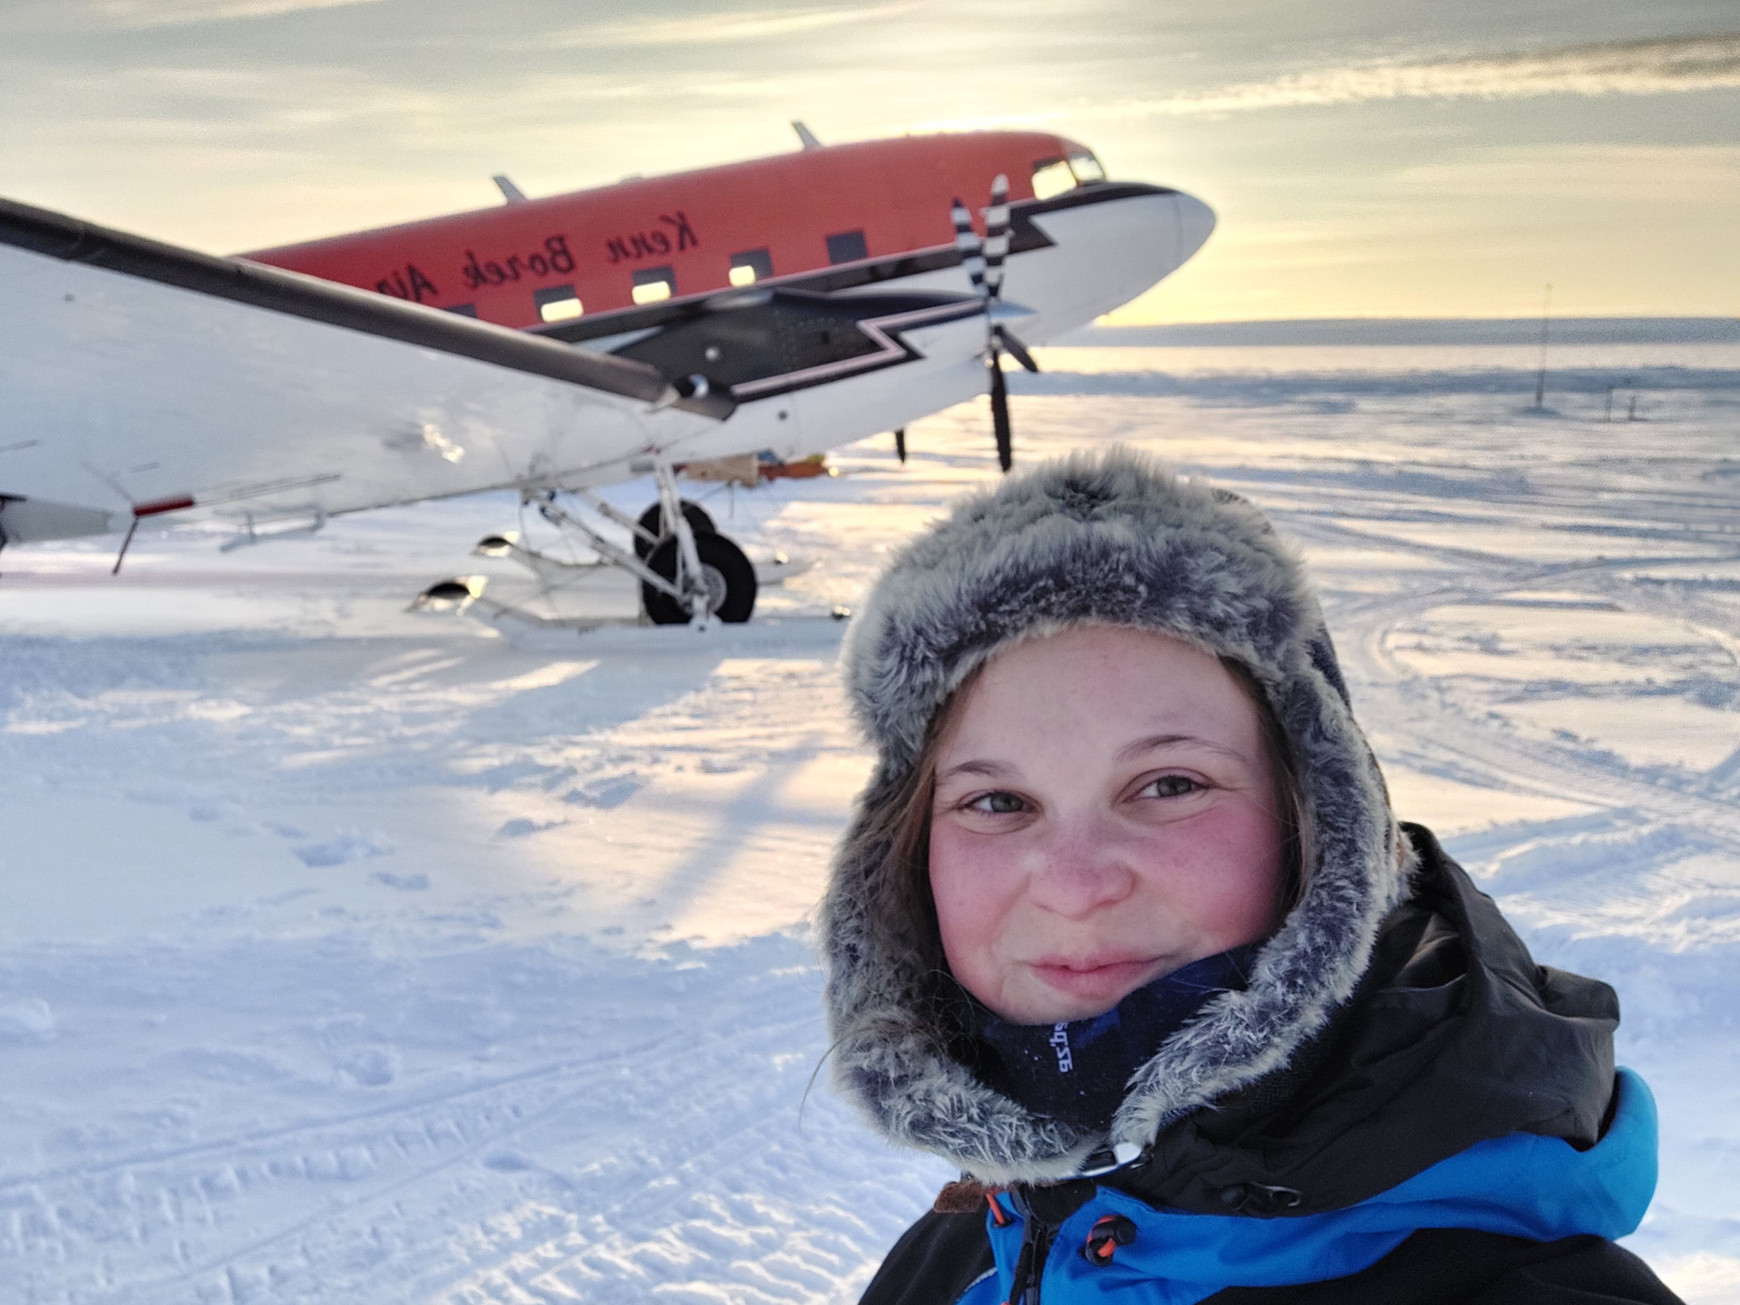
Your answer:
[958,945,1259,1132]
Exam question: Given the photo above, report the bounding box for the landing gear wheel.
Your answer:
[634,499,717,561]
[641,532,758,625]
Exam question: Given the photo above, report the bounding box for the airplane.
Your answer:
[0,124,1215,626]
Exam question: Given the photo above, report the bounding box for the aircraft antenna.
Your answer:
[492,174,529,204]
[791,121,822,150]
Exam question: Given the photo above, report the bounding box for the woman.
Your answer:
[820,449,1680,1303]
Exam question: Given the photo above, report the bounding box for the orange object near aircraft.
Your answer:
[0,125,1214,625]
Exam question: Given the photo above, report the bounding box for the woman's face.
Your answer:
[928,626,1286,1024]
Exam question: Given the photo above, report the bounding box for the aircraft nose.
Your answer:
[1003,182,1215,335]
[1173,191,1216,265]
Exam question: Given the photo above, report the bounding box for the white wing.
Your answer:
[0,197,728,542]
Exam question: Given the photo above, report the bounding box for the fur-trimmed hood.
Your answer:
[819,448,1411,1185]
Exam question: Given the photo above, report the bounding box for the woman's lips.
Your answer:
[1027,956,1165,1002]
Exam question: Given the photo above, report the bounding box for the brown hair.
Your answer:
[851,642,1311,996]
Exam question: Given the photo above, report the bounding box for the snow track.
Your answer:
[4,336,1738,1302]
[1320,540,1740,848]
[2,937,942,1305]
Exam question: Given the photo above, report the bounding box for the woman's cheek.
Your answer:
[929,823,1014,985]
[1144,801,1284,939]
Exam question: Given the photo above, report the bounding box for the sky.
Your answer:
[2,0,1736,322]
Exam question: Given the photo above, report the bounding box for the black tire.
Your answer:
[641,531,758,625]
[633,499,717,561]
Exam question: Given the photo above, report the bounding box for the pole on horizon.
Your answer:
[1533,283,1553,409]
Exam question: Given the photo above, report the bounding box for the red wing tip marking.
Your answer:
[134,496,196,518]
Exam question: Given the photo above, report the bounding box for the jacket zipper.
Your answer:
[1006,1191,1058,1305]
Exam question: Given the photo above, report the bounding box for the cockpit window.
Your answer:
[1068,151,1106,184]
[1031,156,1075,200]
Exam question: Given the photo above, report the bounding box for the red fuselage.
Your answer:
[245,131,1102,330]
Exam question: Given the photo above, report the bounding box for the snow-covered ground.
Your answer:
[3,333,1738,1304]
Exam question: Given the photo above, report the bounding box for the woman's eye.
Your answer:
[1144,775,1202,799]
[967,791,1027,814]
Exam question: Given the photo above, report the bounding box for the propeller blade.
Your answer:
[952,177,1017,473]
[894,427,907,464]
[950,198,985,298]
[983,173,1009,304]
[995,325,1040,374]
[989,356,1013,473]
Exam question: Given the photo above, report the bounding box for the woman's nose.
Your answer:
[1024,818,1137,917]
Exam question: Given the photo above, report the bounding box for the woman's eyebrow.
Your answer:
[1116,733,1240,762]
[936,758,1018,781]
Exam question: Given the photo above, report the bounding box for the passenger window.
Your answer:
[534,285,583,321]
[1068,151,1106,184]
[1031,157,1074,200]
[825,230,868,265]
[729,248,773,286]
[631,266,675,305]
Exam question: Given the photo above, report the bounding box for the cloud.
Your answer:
[94,0,386,27]
[911,32,1740,132]
[574,3,914,48]
[1134,33,1740,115]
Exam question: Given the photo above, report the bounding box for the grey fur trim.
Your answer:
[819,447,1408,1184]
